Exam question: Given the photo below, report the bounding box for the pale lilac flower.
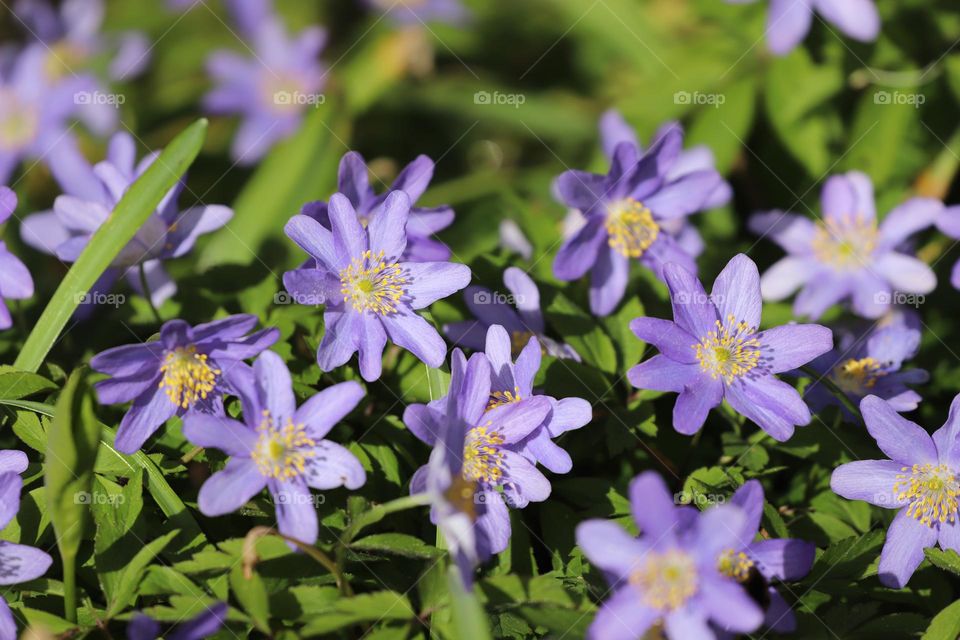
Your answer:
[629,254,832,441]
[804,310,927,417]
[725,0,880,56]
[552,125,723,316]
[283,191,471,382]
[0,450,53,640]
[183,351,366,546]
[498,219,532,260]
[408,349,553,583]
[831,394,960,588]
[20,132,234,307]
[0,187,33,330]
[91,315,279,453]
[751,171,939,320]
[576,471,764,640]
[204,0,326,164]
[128,603,227,640]
[444,267,581,361]
[301,151,454,262]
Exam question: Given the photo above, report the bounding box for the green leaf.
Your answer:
[230,564,272,633]
[352,533,444,559]
[447,566,493,640]
[14,119,208,373]
[545,293,617,374]
[923,600,960,640]
[300,591,416,636]
[924,547,960,577]
[0,367,56,400]
[92,472,145,606]
[44,370,101,622]
[106,529,179,617]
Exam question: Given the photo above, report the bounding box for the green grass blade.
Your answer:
[14,119,209,373]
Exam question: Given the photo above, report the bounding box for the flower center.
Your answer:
[462,424,505,484]
[0,89,39,152]
[159,346,220,409]
[893,463,960,527]
[811,214,878,270]
[487,386,522,411]
[717,549,754,583]
[605,198,659,258]
[45,41,89,82]
[629,549,698,611]
[444,475,478,521]
[260,72,310,114]
[339,250,407,315]
[251,412,317,479]
[694,314,761,383]
[832,357,885,394]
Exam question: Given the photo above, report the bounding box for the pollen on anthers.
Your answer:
[811,212,878,270]
[717,549,754,583]
[251,410,317,480]
[159,345,220,409]
[462,423,506,485]
[694,314,762,383]
[488,386,522,410]
[832,357,886,394]
[629,549,698,611]
[339,249,408,315]
[605,198,660,259]
[893,463,960,527]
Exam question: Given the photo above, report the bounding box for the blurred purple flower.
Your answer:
[0,188,33,330]
[575,471,764,640]
[804,310,928,417]
[444,267,581,361]
[0,450,53,640]
[498,219,532,260]
[283,191,471,382]
[831,394,960,588]
[552,124,723,316]
[713,480,815,634]
[204,0,326,164]
[302,151,454,262]
[20,132,234,307]
[629,254,832,441]
[91,314,279,453]
[128,602,228,640]
[751,171,939,320]
[407,348,554,583]
[183,351,366,546]
[934,205,960,290]
[725,0,880,56]
[361,0,470,26]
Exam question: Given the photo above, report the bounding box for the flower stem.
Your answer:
[62,552,77,623]
[138,263,163,324]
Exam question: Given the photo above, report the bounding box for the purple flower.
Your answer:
[127,602,227,640]
[831,395,960,588]
[15,0,150,83]
[628,254,832,441]
[0,188,33,330]
[204,0,326,164]
[575,471,764,640]
[804,310,928,416]
[726,0,880,56]
[714,480,815,634]
[0,450,53,640]
[282,191,471,382]
[302,151,454,262]
[408,324,591,475]
[552,124,723,316]
[361,0,470,25]
[183,351,367,546]
[407,347,555,579]
[751,171,939,320]
[20,132,234,307]
[0,46,101,194]
[498,219,533,260]
[91,315,279,454]
[934,205,960,289]
[444,267,581,361]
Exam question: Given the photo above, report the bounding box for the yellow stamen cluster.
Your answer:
[339,250,407,315]
[605,198,660,258]
[717,549,754,583]
[487,386,522,411]
[444,475,478,521]
[893,463,960,527]
[629,549,699,611]
[462,424,505,484]
[811,214,878,270]
[0,89,39,151]
[832,357,885,394]
[251,412,317,480]
[695,314,762,383]
[159,346,220,409]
